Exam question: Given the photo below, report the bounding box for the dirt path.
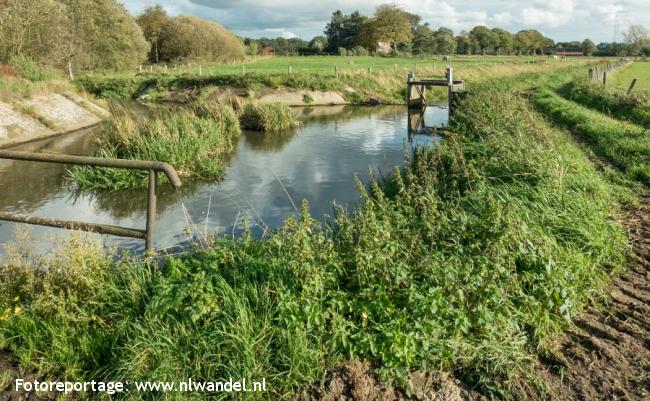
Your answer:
[536,192,650,400]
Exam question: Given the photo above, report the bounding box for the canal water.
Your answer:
[0,104,447,256]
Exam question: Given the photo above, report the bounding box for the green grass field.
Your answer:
[611,61,650,92]
[156,55,564,76]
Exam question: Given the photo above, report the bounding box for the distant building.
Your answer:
[554,51,584,57]
[260,46,274,55]
[376,42,392,54]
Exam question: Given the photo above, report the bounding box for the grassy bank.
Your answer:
[69,101,241,190]
[533,88,650,185]
[0,70,629,399]
[75,58,589,105]
[0,55,74,102]
[559,78,650,128]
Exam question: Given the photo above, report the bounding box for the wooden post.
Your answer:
[368,67,372,74]
[67,60,74,80]
[335,66,339,78]
[447,67,454,115]
[139,64,143,73]
[627,78,637,95]
[588,68,593,80]
[199,65,202,75]
[150,65,153,73]
[242,65,246,75]
[288,66,292,74]
[603,71,607,85]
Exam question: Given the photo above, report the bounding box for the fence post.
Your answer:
[199,65,202,76]
[242,65,246,75]
[368,67,372,74]
[627,78,637,95]
[335,66,339,78]
[603,71,607,85]
[139,64,143,73]
[288,66,292,74]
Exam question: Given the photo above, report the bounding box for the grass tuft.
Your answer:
[239,102,300,132]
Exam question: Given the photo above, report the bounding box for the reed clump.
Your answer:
[239,101,300,132]
[69,100,241,190]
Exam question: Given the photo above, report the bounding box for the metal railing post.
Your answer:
[145,169,157,252]
[0,150,181,253]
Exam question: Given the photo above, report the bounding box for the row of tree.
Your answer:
[319,6,557,56]
[242,4,649,57]
[0,0,245,75]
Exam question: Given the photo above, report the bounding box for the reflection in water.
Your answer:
[408,106,448,138]
[0,104,447,255]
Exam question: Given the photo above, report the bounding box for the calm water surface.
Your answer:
[0,105,447,256]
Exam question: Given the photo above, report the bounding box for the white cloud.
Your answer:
[122,0,650,43]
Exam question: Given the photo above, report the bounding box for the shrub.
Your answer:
[239,102,300,132]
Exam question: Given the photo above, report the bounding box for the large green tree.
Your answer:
[136,5,170,63]
[492,28,513,55]
[434,27,456,55]
[61,0,149,70]
[157,15,244,62]
[412,24,435,55]
[0,0,148,73]
[324,10,368,51]
[581,39,596,55]
[469,25,496,55]
[364,4,413,52]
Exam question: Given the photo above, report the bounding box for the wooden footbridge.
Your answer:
[407,67,465,114]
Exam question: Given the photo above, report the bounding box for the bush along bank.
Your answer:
[0,73,628,399]
[69,100,241,190]
[558,78,650,128]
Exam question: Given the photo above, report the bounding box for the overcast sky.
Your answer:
[122,0,649,43]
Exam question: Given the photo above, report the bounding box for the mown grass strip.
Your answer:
[0,73,628,400]
[533,88,650,186]
[558,79,650,128]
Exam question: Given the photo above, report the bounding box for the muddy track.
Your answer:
[535,192,650,401]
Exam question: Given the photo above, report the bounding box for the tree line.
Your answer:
[244,5,650,57]
[0,0,245,76]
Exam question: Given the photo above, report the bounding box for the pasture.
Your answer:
[156,54,569,75]
[611,61,650,92]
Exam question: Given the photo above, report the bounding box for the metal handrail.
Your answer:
[0,150,182,252]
